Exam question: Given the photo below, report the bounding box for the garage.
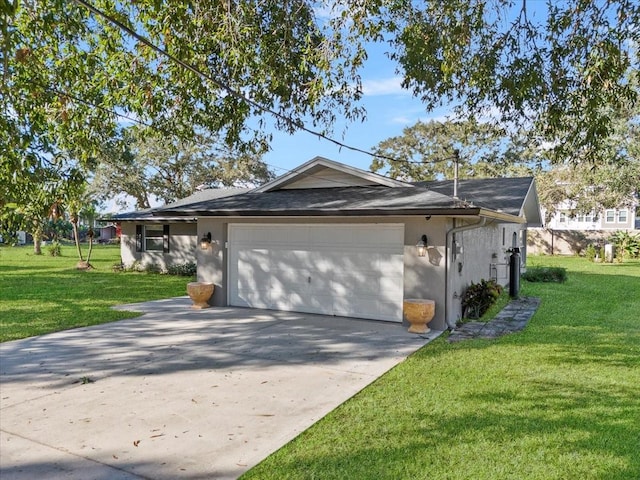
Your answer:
[228,224,405,322]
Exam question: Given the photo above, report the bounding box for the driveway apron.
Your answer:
[0,298,440,480]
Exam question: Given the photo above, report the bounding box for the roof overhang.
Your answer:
[146,208,524,223]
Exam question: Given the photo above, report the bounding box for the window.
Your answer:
[576,214,584,222]
[585,213,594,223]
[559,212,566,223]
[618,210,628,223]
[605,210,615,223]
[136,225,170,252]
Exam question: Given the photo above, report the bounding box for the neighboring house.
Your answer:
[528,201,638,255]
[97,223,120,243]
[114,157,542,331]
[0,231,27,245]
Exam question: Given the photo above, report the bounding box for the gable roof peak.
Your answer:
[253,157,410,192]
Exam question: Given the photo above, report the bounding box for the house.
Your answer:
[528,201,639,255]
[114,157,542,331]
[97,223,120,243]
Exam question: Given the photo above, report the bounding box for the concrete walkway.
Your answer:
[0,298,441,480]
[448,296,541,342]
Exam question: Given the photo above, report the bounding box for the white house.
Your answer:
[529,200,638,255]
[113,157,542,331]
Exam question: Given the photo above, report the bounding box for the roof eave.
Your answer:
[152,207,524,222]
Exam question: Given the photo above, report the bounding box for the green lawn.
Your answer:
[243,256,640,480]
[0,244,189,342]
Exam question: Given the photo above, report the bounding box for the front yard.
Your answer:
[243,256,640,479]
[2,247,639,479]
[0,245,188,342]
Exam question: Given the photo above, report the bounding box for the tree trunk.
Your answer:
[86,230,94,265]
[71,214,84,262]
[32,229,42,255]
[77,227,94,270]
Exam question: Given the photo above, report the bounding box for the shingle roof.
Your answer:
[418,177,536,218]
[157,185,459,216]
[110,164,539,225]
[110,188,250,221]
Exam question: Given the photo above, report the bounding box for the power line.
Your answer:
[71,0,404,165]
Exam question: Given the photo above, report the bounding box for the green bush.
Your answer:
[166,262,197,277]
[585,244,597,262]
[47,241,62,257]
[522,266,567,283]
[461,279,503,319]
[609,230,640,262]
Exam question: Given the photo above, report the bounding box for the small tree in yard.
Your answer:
[66,183,96,270]
[610,231,640,262]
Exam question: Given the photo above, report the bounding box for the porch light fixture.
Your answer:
[416,234,428,257]
[200,232,212,250]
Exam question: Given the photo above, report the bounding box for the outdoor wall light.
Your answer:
[416,234,428,257]
[200,232,212,250]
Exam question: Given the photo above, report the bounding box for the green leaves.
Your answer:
[382,0,639,163]
[370,118,534,181]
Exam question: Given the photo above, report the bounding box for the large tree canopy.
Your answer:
[1,0,638,190]
[91,127,274,210]
[4,1,639,158]
[381,0,640,163]
[370,119,540,181]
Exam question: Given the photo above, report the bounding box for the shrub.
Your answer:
[609,231,640,262]
[461,279,503,319]
[166,262,197,277]
[585,244,597,262]
[522,266,567,283]
[47,241,61,257]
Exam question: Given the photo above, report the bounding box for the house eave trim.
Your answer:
[152,208,524,222]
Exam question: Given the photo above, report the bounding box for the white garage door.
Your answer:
[228,224,404,322]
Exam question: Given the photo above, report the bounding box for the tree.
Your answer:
[2,0,365,174]
[2,0,637,197]
[370,119,539,181]
[379,0,639,163]
[90,127,274,210]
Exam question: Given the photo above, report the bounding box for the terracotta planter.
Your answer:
[187,282,215,309]
[403,299,435,334]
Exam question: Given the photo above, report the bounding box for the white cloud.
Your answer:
[390,115,414,125]
[361,77,409,96]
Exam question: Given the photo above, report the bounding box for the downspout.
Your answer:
[444,217,487,330]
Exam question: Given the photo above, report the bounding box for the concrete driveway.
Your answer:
[0,297,440,480]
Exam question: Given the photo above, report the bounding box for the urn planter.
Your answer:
[403,299,436,334]
[187,282,214,309]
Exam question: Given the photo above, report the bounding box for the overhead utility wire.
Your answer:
[71,0,403,165]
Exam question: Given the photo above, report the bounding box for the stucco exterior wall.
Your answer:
[120,222,197,270]
[122,217,525,331]
[449,222,524,321]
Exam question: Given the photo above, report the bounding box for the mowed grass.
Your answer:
[243,256,640,480]
[0,244,189,342]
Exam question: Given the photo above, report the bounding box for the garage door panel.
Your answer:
[234,291,271,309]
[229,224,404,322]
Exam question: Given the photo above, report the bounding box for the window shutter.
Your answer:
[135,225,143,252]
[163,225,170,253]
